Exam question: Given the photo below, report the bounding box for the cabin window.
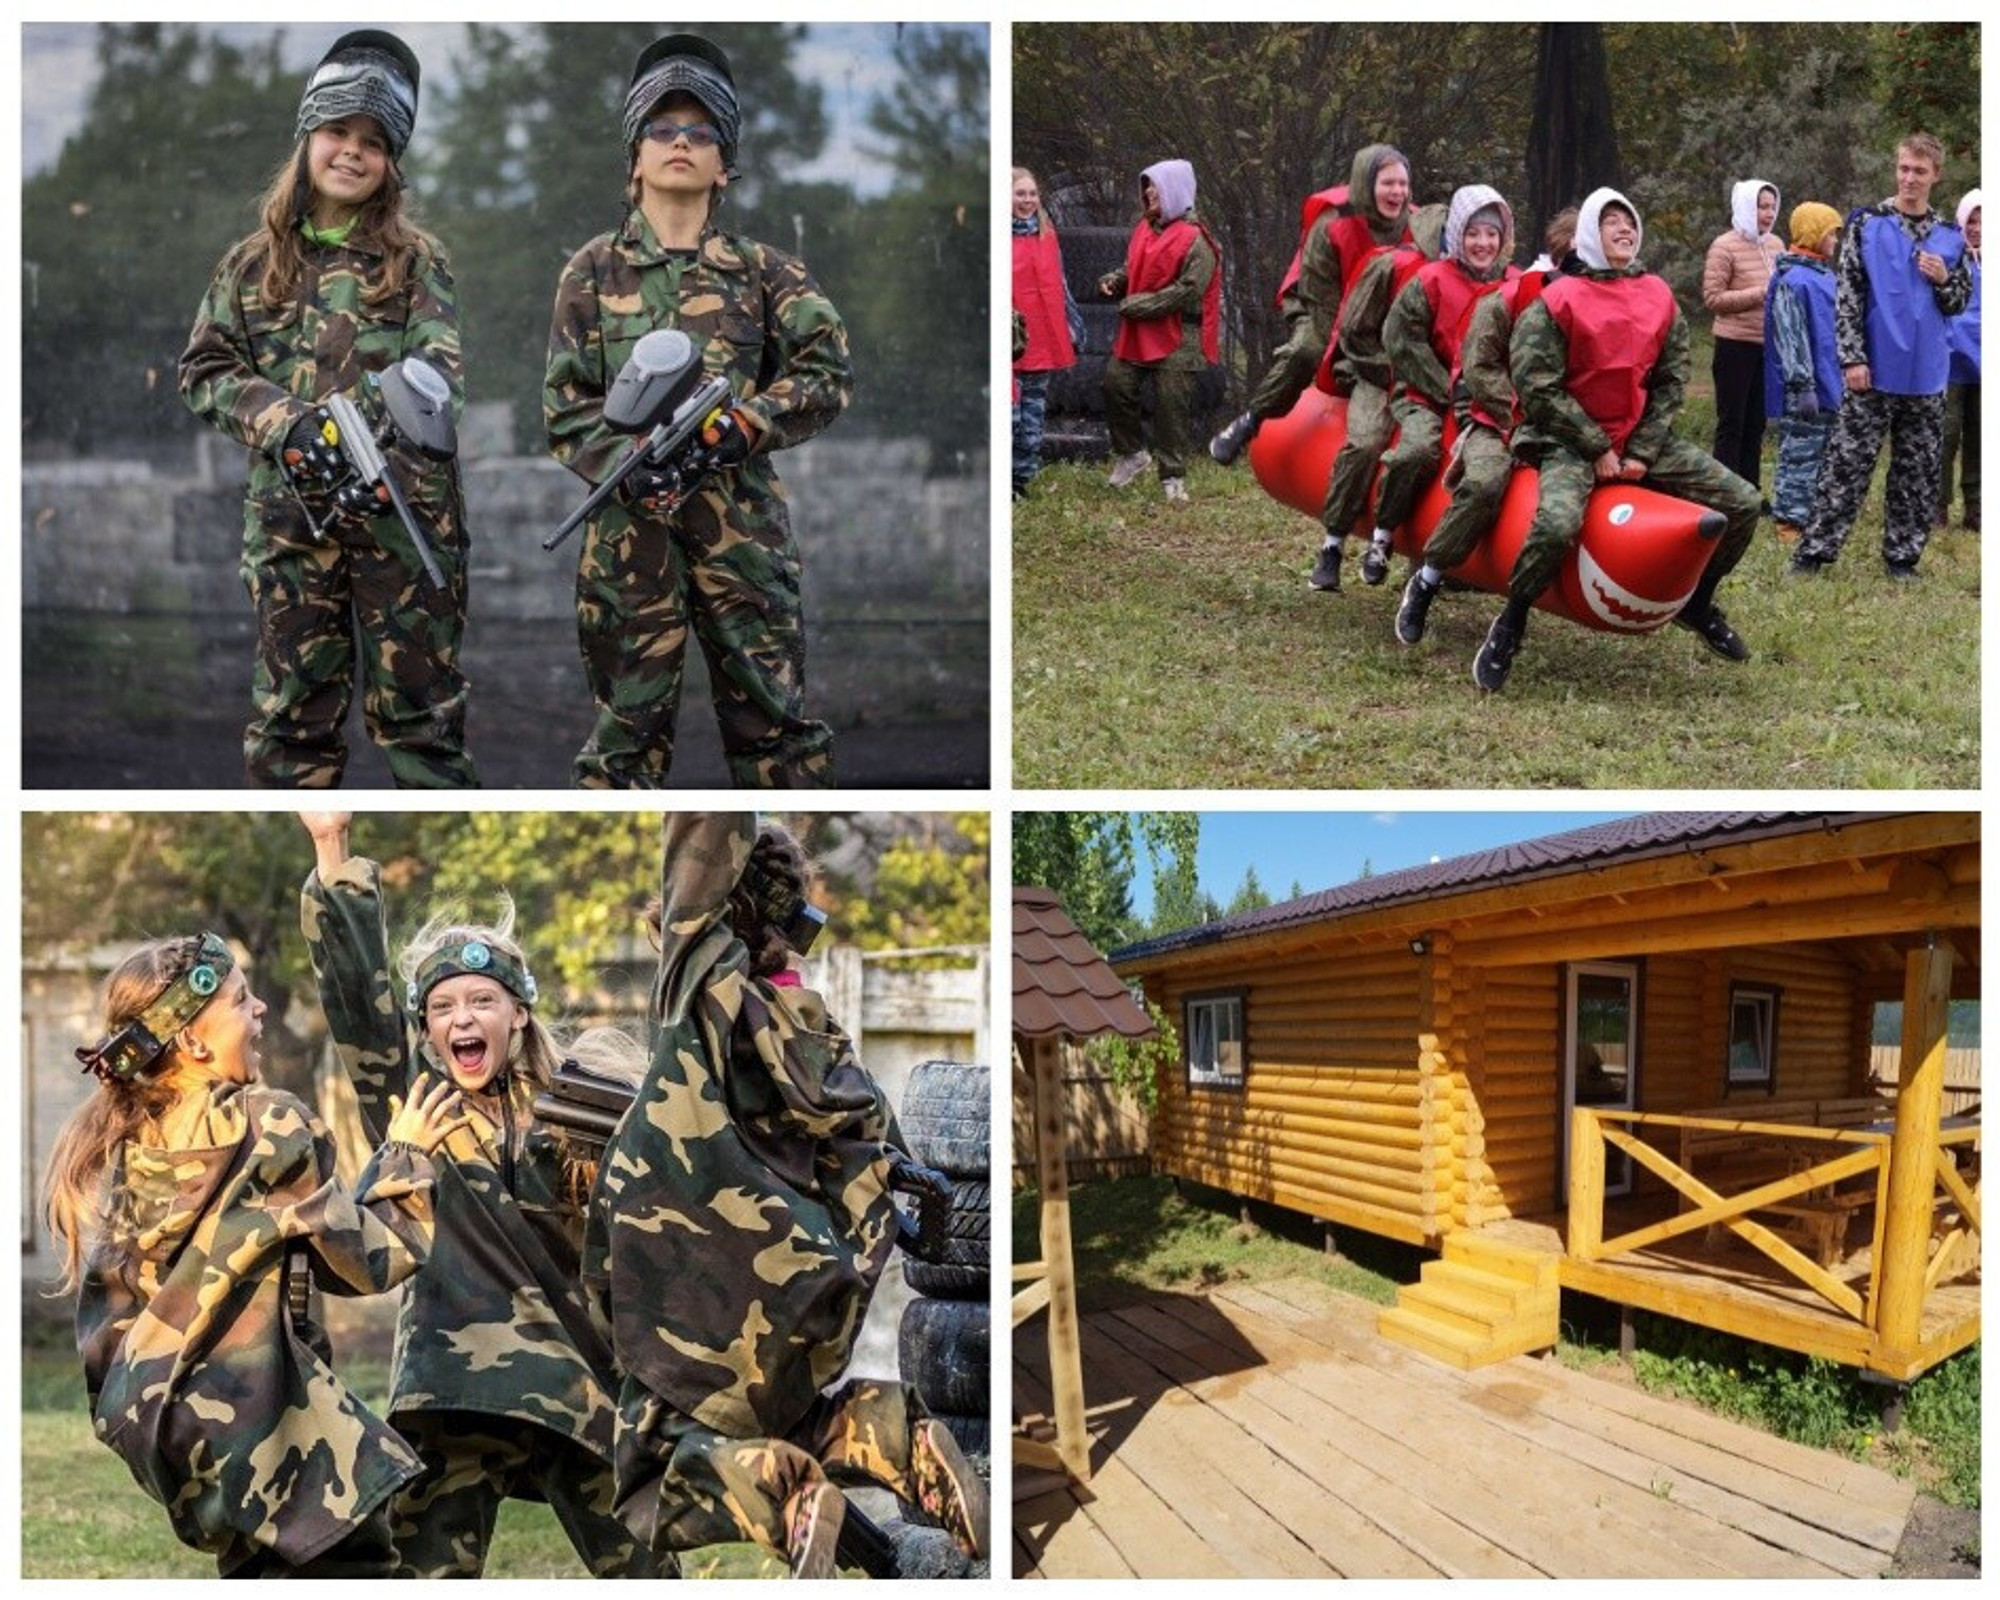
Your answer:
[1184,991,1246,1089]
[1726,983,1780,1090]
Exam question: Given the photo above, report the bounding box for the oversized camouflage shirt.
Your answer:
[78,1081,435,1572]
[542,209,852,541]
[585,814,900,1447]
[178,230,463,540]
[1510,264,1689,467]
[302,858,621,1461]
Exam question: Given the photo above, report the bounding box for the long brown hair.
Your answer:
[243,137,431,313]
[42,937,209,1294]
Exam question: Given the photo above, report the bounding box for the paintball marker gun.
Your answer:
[543,329,735,552]
[278,356,455,592]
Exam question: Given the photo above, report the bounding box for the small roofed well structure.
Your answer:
[1013,886,1155,1483]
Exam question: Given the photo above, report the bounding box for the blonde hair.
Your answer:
[42,938,209,1294]
[1898,131,1946,171]
[1012,165,1053,231]
[242,136,432,314]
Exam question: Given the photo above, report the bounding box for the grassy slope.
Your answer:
[1015,408,1979,790]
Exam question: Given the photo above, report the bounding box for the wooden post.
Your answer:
[1033,1035,1091,1481]
[1568,1107,1604,1259]
[1873,940,1953,1365]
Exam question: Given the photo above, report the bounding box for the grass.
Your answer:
[19,1347,782,1578]
[1012,1172,1402,1314]
[1014,400,1978,789]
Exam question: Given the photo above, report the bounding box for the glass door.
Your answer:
[1563,961,1639,1199]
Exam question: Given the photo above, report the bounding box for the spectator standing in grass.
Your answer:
[1703,179,1784,494]
[1938,188,1981,531]
[1011,166,1082,500]
[1763,202,1845,542]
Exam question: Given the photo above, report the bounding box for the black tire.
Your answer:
[899,1061,989,1178]
[899,1297,989,1416]
[933,1411,991,1464]
[902,1179,989,1298]
[1045,352,1110,418]
[1060,226,1133,304]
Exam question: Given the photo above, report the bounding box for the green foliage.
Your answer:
[840,811,990,950]
[1225,865,1271,915]
[1875,24,1981,173]
[1013,811,1200,952]
[1904,1347,1981,1508]
[1086,998,1178,1114]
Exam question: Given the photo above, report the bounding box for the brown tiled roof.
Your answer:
[1014,886,1157,1040]
[1115,812,1914,965]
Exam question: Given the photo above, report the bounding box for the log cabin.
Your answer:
[1113,813,1979,1381]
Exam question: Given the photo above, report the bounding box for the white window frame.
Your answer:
[1185,991,1245,1089]
[1727,983,1780,1090]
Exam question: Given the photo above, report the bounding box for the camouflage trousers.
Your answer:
[1796,388,1946,571]
[1013,371,1051,491]
[1242,318,1322,424]
[222,1506,399,1579]
[1940,381,1980,519]
[1320,380,1395,533]
[1511,438,1761,603]
[573,490,835,789]
[647,1379,922,1560]
[1374,396,1446,532]
[391,1410,666,1578]
[1770,412,1834,526]
[1104,357,1196,479]
[1423,422,1514,572]
[240,499,479,789]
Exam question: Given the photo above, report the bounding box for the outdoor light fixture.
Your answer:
[1409,935,1429,956]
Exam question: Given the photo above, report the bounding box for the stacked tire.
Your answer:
[897,1060,991,1473]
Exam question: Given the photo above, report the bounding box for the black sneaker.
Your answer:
[1472,610,1523,691]
[1209,411,1259,466]
[1360,540,1391,586]
[1308,542,1342,592]
[1395,571,1438,645]
[1673,604,1750,662]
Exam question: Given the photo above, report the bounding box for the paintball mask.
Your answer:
[743,850,828,956]
[297,30,421,161]
[76,934,236,1084]
[623,32,741,175]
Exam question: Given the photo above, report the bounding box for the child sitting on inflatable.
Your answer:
[1368,186,1521,589]
[1396,206,1574,645]
[1472,188,1762,692]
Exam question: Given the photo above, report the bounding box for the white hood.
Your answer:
[1731,177,1779,243]
[1574,187,1642,271]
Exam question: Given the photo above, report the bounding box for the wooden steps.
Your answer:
[1378,1232,1560,1368]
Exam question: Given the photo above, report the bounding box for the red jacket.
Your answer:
[1013,225,1076,374]
[1114,216,1222,365]
[1541,273,1677,454]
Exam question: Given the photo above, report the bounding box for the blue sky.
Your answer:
[1129,811,1637,920]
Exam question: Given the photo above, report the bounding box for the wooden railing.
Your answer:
[1567,1108,1980,1331]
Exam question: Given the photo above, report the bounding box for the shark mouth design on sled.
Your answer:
[1576,536,1698,631]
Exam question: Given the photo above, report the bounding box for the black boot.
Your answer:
[1308,537,1343,592]
[1672,569,1751,661]
[1473,598,1530,691]
[1209,411,1259,465]
[1395,570,1439,645]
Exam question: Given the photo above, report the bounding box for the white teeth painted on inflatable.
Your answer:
[1248,389,1724,636]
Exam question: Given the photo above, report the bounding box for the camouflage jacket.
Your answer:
[586,814,900,1444]
[302,858,621,1460]
[179,231,463,537]
[543,209,852,540]
[1510,266,1689,467]
[1458,288,1522,432]
[78,1081,434,1571]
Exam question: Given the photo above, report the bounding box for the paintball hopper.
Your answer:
[375,358,456,461]
[607,329,706,429]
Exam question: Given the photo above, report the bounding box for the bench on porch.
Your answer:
[1675,1097,1890,1267]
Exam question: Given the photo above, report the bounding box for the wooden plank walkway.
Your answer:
[1014,1277,1918,1579]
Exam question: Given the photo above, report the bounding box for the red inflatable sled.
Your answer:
[1248,389,1727,634]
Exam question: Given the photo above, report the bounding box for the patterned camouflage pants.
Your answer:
[1242,319,1322,424]
[240,501,478,789]
[1770,412,1834,526]
[1374,396,1446,532]
[391,1411,665,1578]
[1796,388,1946,570]
[1320,380,1395,533]
[649,1379,921,1559]
[1104,357,1196,479]
[1511,438,1761,603]
[1423,422,1514,571]
[1013,371,1051,491]
[573,491,835,789]
[223,1507,398,1578]
[1940,382,1980,518]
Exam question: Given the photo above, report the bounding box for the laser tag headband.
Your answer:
[623,32,741,176]
[742,850,828,956]
[76,934,235,1085]
[297,30,421,162]
[407,939,539,1016]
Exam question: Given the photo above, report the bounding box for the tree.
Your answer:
[1014,811,1199,953]
[1225,865,1271,915]
[1524,23,1622,247]
[1355,857,1376,881]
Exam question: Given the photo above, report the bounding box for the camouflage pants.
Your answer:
[1424,422,1514,572]
[240,500,478,789]
[1320,380,1394,533]
[573,491,835,789]
[649,1380,921,1559]
[1104,357,1196,479]
[1374,396,1446,532]
[391,1410,665,1578]
[1797,388,1946,570]
[1013,371,1052,490]
[1770,412,1834,526]
[1940,381,1980,517]
[223,1507,398,1578]
[1511,438,1760,603]
[1242,318,1322,424]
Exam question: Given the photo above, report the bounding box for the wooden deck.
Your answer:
[1014,1277,1918,1579]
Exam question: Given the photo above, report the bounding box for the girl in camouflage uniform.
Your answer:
[588,815,988,1577]
[45,934,466,1576]
[179,30,479,790]
[544,34,851,789]
[297,812,666,1577]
